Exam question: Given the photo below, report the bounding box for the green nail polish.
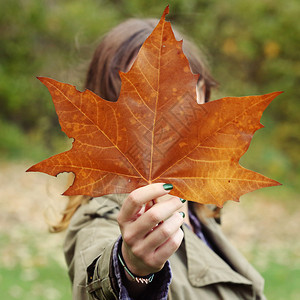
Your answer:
[163,183,173,191]
[180,198,186,203]
[179,211,185,218]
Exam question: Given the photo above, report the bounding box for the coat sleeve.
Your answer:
[63,196,123,300]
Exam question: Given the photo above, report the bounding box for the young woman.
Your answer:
[55,18,266,299]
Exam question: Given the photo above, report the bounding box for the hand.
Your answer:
[117,183,185,277]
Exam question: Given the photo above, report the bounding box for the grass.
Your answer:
[0,262,71,300]
[261,261,300,300]
[246,245,300,300]
[0,229,72,300]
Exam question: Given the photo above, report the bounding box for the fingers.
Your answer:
[153,227,184,265]
[118,183,173,223]
[127,222,184,274]
[138,211,185,253]
[126,196,184,240]
[121,213,185,275]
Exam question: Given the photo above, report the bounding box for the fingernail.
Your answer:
[179,211,185,218]
[163,183,173,191]
[179,198,186,203]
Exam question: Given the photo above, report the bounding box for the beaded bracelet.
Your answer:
[118,251,154,284]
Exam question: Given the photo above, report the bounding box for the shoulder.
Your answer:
[69,193,128,227]
[64,193,128,267]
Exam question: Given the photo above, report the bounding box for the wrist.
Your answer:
[118,241,154,284]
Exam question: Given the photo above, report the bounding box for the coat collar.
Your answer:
[200,217,265,295]
[182,224,252,287]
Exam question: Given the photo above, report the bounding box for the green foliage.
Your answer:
[0,0,299,191]
[0,118,70,161]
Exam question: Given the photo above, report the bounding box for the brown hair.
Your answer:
[85,18,217,102]
[51,18,219,232]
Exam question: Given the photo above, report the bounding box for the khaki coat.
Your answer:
[64,194,266,299]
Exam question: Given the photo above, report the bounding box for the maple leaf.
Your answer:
[27,6,281,207]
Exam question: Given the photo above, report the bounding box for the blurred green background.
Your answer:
[0,0,299,299]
